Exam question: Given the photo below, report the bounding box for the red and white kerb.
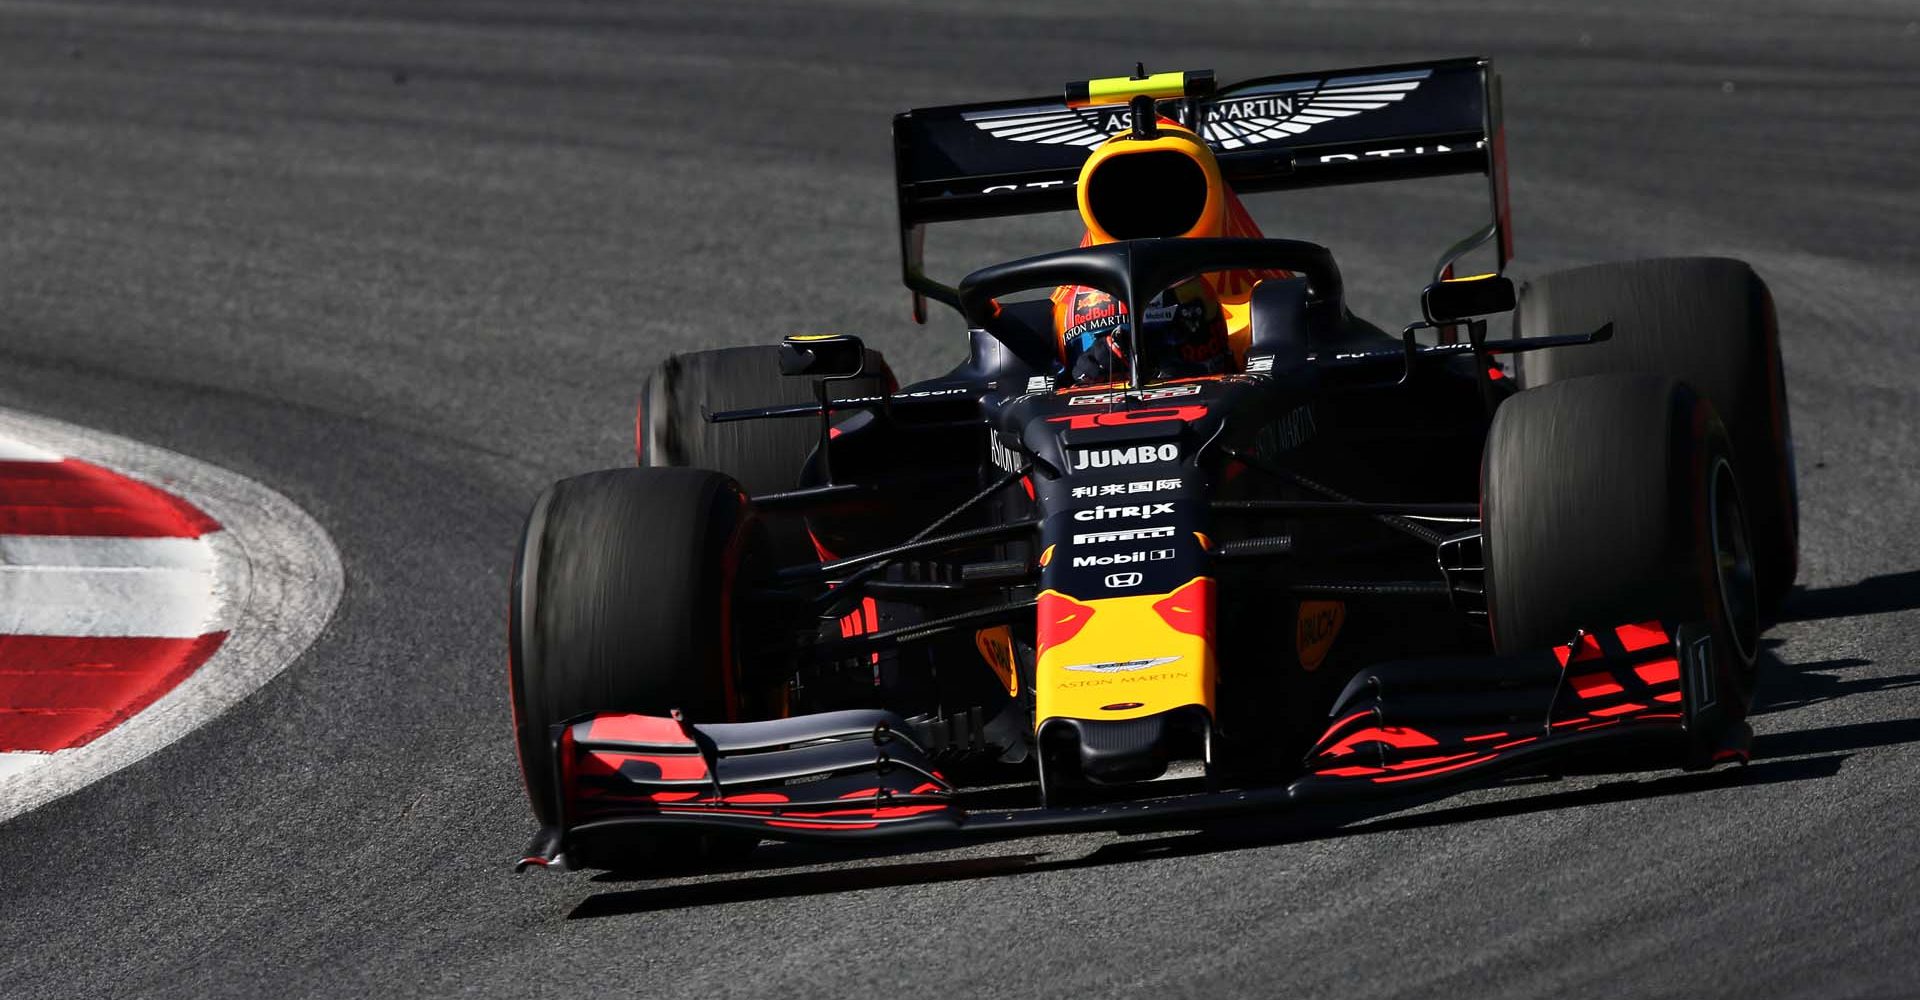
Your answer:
[0,434,231,780]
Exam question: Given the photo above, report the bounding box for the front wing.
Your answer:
[519,620,1747,871]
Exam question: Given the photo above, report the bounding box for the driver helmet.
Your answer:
[1055,279,1231,385]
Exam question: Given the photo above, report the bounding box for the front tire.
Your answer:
[509,467,755,869]
[1515,257,1795,614]
[1482,375,1760,722]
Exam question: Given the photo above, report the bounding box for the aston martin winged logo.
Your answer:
[960,104,1126,149]
[1201,69,1431,150]
[963,68,1431,151]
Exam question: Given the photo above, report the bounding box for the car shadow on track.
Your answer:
[1779,570,1920,623]
[1754,643,1920,716]
[566,752,1852,919]
[569,852,1054,918]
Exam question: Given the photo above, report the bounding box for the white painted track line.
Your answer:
[0,753,48,782]
[0,437,61,462]
[0,563,229,637]
[0,535,215,569]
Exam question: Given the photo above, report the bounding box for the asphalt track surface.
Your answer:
[1,2,1916,997]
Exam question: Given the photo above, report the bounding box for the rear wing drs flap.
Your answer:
[892,56,1510,322]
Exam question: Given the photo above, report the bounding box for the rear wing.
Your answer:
[892,56,1510,322]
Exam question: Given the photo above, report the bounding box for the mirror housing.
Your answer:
[1421,273,1516,324]
[780,334,866,379]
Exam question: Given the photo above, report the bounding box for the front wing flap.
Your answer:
[519,621,1743,870]
[519,709,960,870]
[1293,618,1742,796]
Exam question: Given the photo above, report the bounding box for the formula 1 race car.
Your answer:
[510,58,1796,872]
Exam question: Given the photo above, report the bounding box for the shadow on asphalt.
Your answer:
[567,753,1850,919]
[1780,571,1920,623]
[569,852,1053,917]
[1755,644,1920,716]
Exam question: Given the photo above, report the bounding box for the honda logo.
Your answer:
[1104,571,1143,588]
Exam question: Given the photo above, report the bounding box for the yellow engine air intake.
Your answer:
[1076,121,1226,244]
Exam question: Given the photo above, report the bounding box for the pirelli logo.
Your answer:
[1072,525,1177,546]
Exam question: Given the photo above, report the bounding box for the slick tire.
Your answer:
[637,344,895,562]
[1482,375,1761,724]
[1515,257,1795,615]
[509,466,757,870]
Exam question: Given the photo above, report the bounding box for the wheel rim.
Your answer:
[1709,456,1760,664]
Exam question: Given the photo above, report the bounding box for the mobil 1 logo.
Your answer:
[1070,548,1175,569]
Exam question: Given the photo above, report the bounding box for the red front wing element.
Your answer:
[520,709,959,869]
[1293,619,1741,795]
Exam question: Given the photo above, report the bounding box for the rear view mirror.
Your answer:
[1422,274,1516,324]
[780,334,866,379]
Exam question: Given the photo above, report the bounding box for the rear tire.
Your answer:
[639,345,895,564]
[1515,257,1795,615]
[638,346,895,482]
[1483,375,1760,722]
[509,467,756,869]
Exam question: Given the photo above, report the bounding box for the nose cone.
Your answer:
[1076,123,1227,244]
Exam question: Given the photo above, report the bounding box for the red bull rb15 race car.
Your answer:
[509,58,1797,872]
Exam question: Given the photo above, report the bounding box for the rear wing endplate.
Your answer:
[893,56,1510,321]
